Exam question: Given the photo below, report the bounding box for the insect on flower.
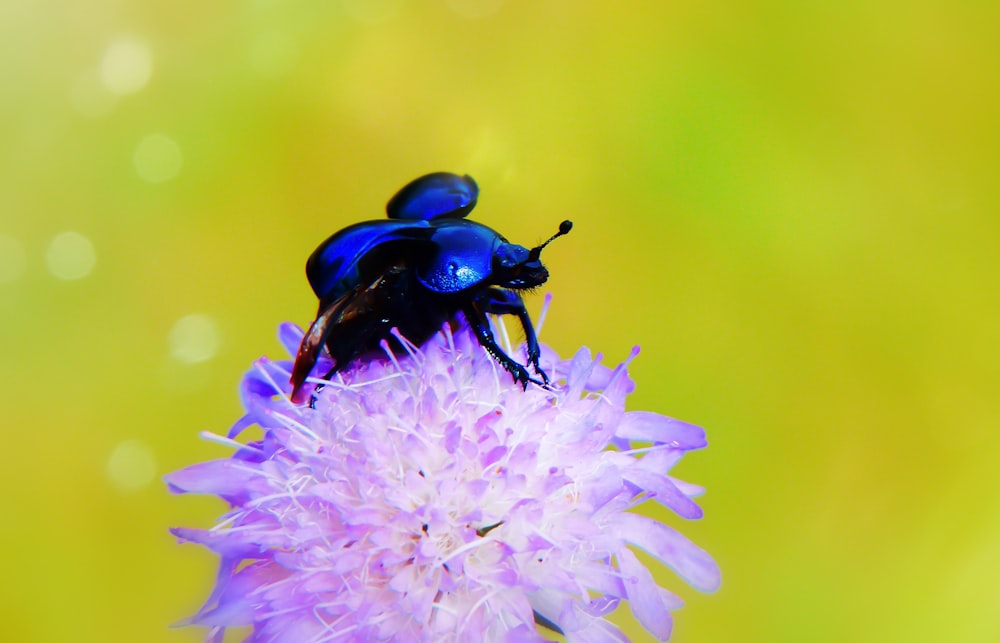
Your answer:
[290,172,572,404]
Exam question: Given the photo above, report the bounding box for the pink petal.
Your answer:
[616,513,721,592]
[622,468,704,519]
[164,459,263,499]
[566,617,630,643]
[277,322,303,356]
[616,411,707,449]
[616,547,673,641]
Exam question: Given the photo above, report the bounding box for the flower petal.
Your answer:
[277,322,303,356]
[616,546,673,641]
[616,411,707,449]
[615,512,722,592]
[164,459,264,500]
[622,467,704,519]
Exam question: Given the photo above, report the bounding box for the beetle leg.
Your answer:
[477,288,549,385]
[464,298,542,390]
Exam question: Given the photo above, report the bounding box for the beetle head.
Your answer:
[493,220,572,289]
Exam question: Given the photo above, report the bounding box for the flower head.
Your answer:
[168,311,720,642]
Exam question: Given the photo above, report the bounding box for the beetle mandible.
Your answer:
[289,172,572,405]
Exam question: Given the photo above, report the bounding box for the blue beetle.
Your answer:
[289,172,572,404]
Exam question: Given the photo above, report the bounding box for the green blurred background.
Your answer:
[2,1,998,641]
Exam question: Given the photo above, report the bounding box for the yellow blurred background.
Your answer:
[2,1,998,641]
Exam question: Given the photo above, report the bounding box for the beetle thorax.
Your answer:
[416,222,499,293]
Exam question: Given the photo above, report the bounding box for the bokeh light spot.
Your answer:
[169,313,221,364]
[45,231,96,280]
[99,36,153,96]
[0,235,27,283]
[133,133,182,183]
[107,439,157,493]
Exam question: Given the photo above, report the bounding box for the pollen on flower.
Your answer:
[167,311,720,642]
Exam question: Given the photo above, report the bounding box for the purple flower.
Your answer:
[168,310,720,642]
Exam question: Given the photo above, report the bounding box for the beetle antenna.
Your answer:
[528,220,573,261]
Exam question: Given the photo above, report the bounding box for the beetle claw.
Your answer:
[514,365,549,391]
[308,384,323,409]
